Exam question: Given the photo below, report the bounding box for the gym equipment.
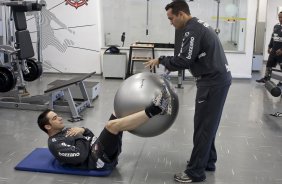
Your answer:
[114,72,179,137]
[126,43,155,78]
[48,80,100,101]
[270,112,282,117]
[0,66,17,92]
[265,80,281,97]
[265,69,282,117]
[271,69,282,81]
[22,58,43,82]
[0,72,98,122]
[265,69,282,97]
[0,0,44,90]
[214,0,221,35]
[0,1,100,121]
[15,148,113,176]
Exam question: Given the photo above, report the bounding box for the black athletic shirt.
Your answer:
[48,127,114,170]
[159,17,232,87]
[268,23,282,55]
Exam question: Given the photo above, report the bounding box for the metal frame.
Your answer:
[0,75,97,122]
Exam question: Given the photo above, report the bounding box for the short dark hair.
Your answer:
[38,109,52,133]
[165,1,190,15]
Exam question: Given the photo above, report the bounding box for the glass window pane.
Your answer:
[102,0,247,52]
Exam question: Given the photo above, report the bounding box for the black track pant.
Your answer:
[185,82,231,180]
[98,114,123,160]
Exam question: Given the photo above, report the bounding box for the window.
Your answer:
[101,0,247,52]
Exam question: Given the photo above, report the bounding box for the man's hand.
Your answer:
[276,49,282,56]
[66,127,85,137]
[268,48,272,54]
[144,58,159,70]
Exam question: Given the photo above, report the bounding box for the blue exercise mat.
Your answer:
[15,148,112,176]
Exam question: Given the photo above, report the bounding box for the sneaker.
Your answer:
[277,82,282,87]
[256,77,267,83]
[152,84,172,115]
[174,172,205,183]
[270,112,282,117]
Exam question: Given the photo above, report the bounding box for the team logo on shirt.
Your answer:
[225,64,230,72]
[59,152,80,157]
[198,52,206,59]
[187,37,195,59]
[273,34,282,42]
[61,142,72,147]
[197,20,210,28]
[96,159,105,168]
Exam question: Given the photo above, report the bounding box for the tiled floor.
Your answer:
[0,72,281,184]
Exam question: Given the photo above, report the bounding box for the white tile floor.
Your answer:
[0,72,281,184]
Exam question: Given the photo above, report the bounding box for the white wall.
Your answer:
[25,0,257,78]
[258,0,267,22]
[27,0,102,74]
[264,0,282,60]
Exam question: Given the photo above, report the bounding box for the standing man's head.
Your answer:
[37,110,64,136]
[165,1,192,29]
[279,11,282,24]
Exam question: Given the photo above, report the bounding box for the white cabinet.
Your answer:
[252,54,263,72]
[103,53,127,79]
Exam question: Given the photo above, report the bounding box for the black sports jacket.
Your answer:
[159,17,232,86]
[48,128,116,170]
[268,23,282,55]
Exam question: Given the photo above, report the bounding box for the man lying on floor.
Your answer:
[37,87,171,170]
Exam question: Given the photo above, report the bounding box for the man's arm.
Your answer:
[50,135,90,165]
[144,31,201,71]
[160,31,201,70]
[65,127,94,137]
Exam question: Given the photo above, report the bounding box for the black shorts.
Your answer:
[266,54,282,68]
[97,114,123,160]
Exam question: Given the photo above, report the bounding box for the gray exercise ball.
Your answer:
[114,72,179,137]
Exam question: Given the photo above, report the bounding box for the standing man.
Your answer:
[256,11,282,86]
[144,1,232,183]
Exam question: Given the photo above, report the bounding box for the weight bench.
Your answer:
[265,69,282,97]
[44,72,97,122]
[265,69,282,117]
[0,72,99,122]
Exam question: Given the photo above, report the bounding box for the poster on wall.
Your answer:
[27,0,102,74]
